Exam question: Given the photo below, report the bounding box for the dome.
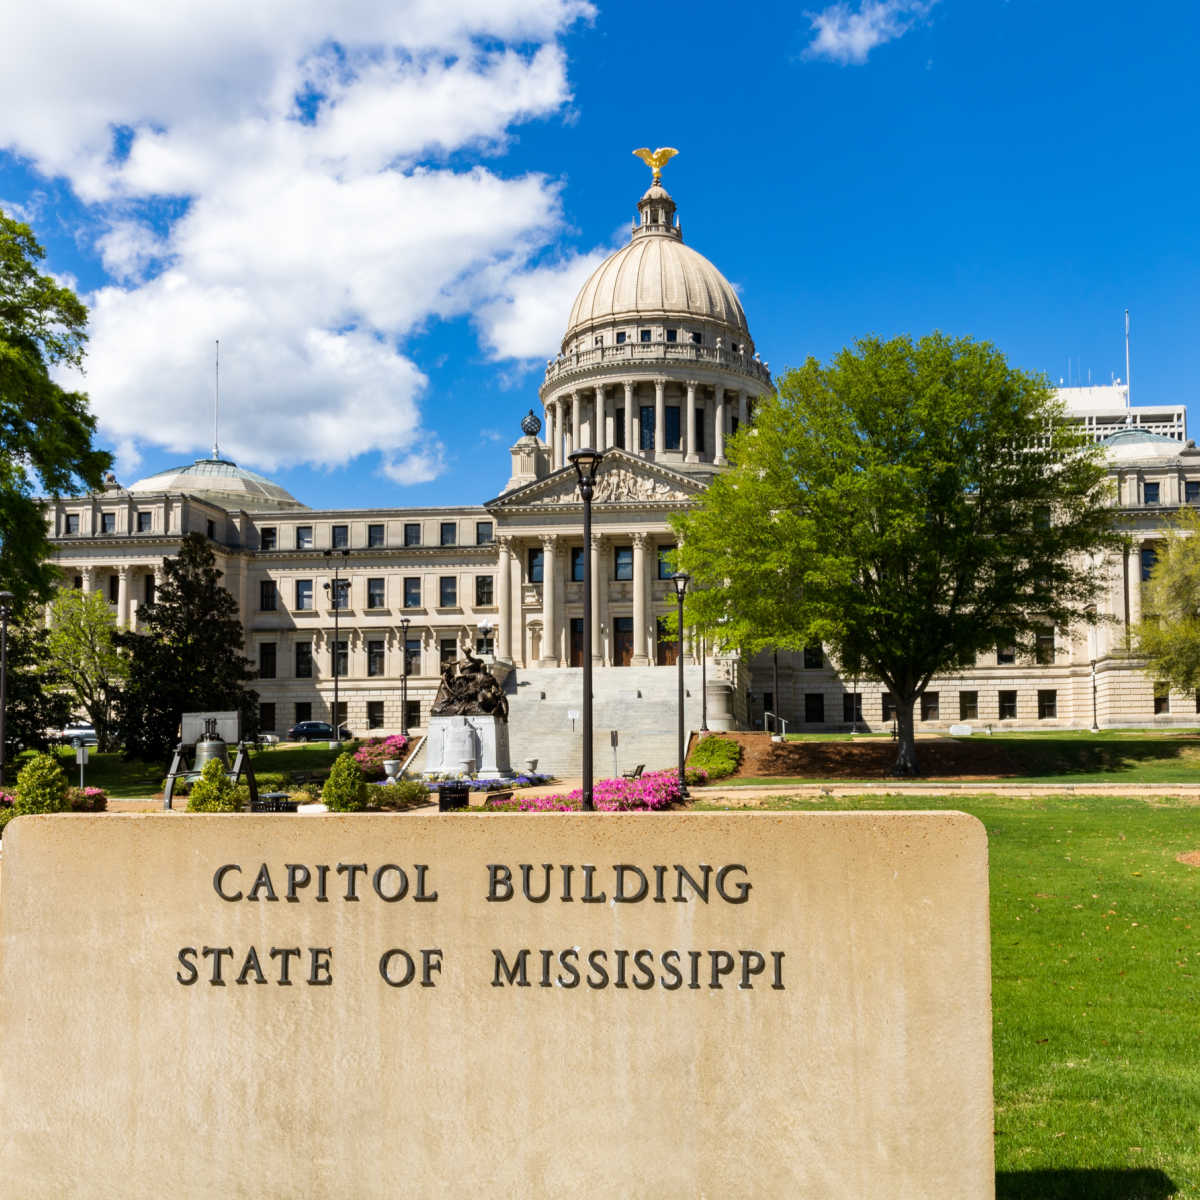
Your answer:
[128,457,306,511]
[1099,429,1187,462]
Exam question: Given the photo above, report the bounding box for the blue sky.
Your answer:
[3,0,1198,510]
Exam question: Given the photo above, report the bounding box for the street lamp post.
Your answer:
[700,633,708,732]
[1090,658,1100,732]
[670,572,690,798]
[569,447,604,812]
[400,615,411,737]
[0,591,12,787]
[323,549,349,743]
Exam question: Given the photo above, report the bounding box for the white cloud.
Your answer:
[2,0,595,480]
[805,1,937,65]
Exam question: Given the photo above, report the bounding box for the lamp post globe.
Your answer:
[670,572,690,798]
[0,590,12,788]
[568,447,604,812]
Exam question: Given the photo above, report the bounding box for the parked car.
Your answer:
[255,732,281,746]
[286,721,351,743]
[58,723,99,746]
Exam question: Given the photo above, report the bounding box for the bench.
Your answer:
[622,763,645,780]
[250,792,298,813]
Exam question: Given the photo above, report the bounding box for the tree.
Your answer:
[46,587,127,751]
[1,606,73,766]
[674,332,1118,775]
[1134,508,1200,689]
[117,534,258,761]
[0,209,112,606]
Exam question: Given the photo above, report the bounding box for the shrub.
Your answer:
[353,735,410,780]
[685,767,710,788]
[0,808,15,837]
[187,759,242,813]
[488,770,683,813]
[14,753,70,815]
[252,771,287,792]
[688,735,741,779]
[384,779,433,808]
[162,776,191,796]
[67,786,108,812]
[322,752,368,812]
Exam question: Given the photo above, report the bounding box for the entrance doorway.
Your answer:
[569,618,584,667]
[655,617,678,666]
[612,617,634,666]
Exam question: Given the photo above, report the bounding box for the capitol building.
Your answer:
[42,167,1200,767]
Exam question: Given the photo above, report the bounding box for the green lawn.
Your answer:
[693,789,1198,1199]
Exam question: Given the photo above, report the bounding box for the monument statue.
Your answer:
[632,146,679,186]
[431,652,509,721]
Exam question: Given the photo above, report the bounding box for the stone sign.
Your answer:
[0,811,993,1197]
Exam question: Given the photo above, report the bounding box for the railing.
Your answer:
[542,342,771,388]
[763,711,788,736]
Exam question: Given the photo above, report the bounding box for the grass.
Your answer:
[692,789,1200,1199]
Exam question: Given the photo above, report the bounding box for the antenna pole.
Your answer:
[1124,310,1132,406]
[213,339,220,459]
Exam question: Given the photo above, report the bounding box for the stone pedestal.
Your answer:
[705,680,735,730]
[424,715,512,777]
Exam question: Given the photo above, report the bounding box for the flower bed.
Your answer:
[353,735,410,779]
[487,770,683,813]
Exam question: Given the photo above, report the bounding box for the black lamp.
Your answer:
[569,447,604,811]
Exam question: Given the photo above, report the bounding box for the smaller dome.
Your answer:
[1099,429,1186,461]
[128,457,305,511]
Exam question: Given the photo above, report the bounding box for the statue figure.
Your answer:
[431,652,509,721]
[632,146,679,186]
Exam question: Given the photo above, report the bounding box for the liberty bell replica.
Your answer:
[191,717,230,773]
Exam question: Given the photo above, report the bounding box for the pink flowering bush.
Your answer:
[67,786,108,813]
[0,790,13,808]
[488,770,683,813]
[353,735,410,780]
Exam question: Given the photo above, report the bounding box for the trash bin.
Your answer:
[437,782,470,812]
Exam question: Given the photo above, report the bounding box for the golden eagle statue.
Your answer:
[632,146,679,186]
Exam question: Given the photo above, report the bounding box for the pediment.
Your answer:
[486,449,706,512]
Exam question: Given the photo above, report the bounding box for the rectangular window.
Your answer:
[367,523,385,547]
[366,577,385,609]
[73,575,82,590]
[405,700,421,729]
[614,410,625,449]
[296,525,313,549]
[476,632,494,656]
[666,328,677,343]
[476,521,493,545]
[294,701,312,725]
[403,577,421,608]
[405,638,421,675]
[921,692,940,721]
[696,408,706,454]
[571,547,585,582]
[259,702,276,734]
[439,576,457,607]
[527,547,544,583]
[332,701,347,729]
[367,700,384,730]
[65,513,80,534]
[690,331,702,345]
[959,691,979,721]
[440,521,457,547]
[259,580,277,611]
[1141,547,1158,581]
[440,638,458,667]
[594,335,603,347]
[108,574,119,603]
[367,639,385,677]
[1038,689,1058,719]
[136,511,152,533]
[657,546,676,579]
[1187,481,1200,504]
[665,405,681,450]
[615,330,627,345]
[804,693,825,724]
[730,415,739,435]
[101,512,115,533]
[882,693,897,722]
[1033,505,1051,530]
[614,546,633,580]
[997,643,1015,665]
[1154,683,1170,715]
[296,643,313,678]
[1035,629,1055,665]
[404,522,421,547]
[260,527,277,550]
[206,519,216,540]
[258,643,276,680]
[639,329,652,343]
[639,406,655,451]
[804,644,823,670]
[143,575,154,604]
[295,579,313,610]
[998,690,1017,720]
[1144,482,1160,505]
[475,575,493,606]
[332,524,348,548]
[329,579,349,610]
[330,639,348,677]
[842,693,863,723]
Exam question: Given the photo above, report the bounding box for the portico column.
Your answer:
[685,380,699,463]
[623,381,635,452]
[738,390,749,430]
[715,388,728,464]
[654,380,666,459]
[632,532,650,666]
[496,537,513,659]
[555,399,566,470]
[590,534,605,665]
[571,393,582,455]
[80,567,94,593]
[116,566,130,629]
[1129,543,1143,628]
[544,403,557,470]
[594,386,607,452]
[540,534,559,666]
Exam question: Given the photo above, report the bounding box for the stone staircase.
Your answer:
[504,665,705,779]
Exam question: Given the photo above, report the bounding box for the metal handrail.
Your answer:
[763,711,788,736]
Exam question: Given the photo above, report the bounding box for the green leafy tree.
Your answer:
[46,587,127,751]
[674,332,1118,775]
[1,605,72,771]
[0,209,112,606]
[117,533,257,761]
[1135,508,1200,689]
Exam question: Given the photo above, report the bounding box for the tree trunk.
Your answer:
[892,698,920,776]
